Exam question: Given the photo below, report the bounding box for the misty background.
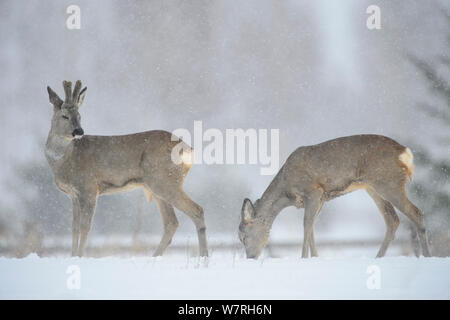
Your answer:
[0,0,448,257]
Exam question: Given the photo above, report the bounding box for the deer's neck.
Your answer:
[255,171,291,227]
[45,130,73,170]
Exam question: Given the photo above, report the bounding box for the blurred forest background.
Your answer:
[0,0,448,257]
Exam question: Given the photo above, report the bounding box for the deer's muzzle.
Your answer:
[72,128,84,138]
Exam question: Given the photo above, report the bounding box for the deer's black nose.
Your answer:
[72,128,84,137]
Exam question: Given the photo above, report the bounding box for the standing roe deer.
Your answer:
[238,135,431,258]
[45,80,208,257]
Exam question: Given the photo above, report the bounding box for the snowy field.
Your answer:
[1,253,449,299]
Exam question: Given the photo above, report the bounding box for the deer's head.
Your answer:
[47,80,86,140]
[238,198,270,259]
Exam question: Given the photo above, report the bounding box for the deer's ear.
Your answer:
[77,87,87,107]
[241,198,255,222]
[47,86,63,109]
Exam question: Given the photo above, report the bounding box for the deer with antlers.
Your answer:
[238,135,432,258]
[45,80,208,257]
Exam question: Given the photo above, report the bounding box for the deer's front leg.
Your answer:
[302,190,323,258]
[296,193,319,256]
[77,193,97,257]
[309,229,318,257]
[71,198,81,256]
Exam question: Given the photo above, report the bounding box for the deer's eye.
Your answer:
[62,115,69,120]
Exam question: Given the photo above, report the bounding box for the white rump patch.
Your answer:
[181,149,194,166]
[399,147,414,179]
[399,148,413,168]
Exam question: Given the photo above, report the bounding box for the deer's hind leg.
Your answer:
[366,188,400,258]
[152,195,179,257]
[146,181,208,257]
[372,179,431,257]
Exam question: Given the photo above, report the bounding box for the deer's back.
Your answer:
[283,135,408,197]
[59,130,188,193]
[72,129,178,164]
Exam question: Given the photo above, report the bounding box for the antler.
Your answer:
[63,80,73,102]
[72,80,82,102]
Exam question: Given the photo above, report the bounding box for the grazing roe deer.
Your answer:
[239,135,432,258]
[45,80,208,257]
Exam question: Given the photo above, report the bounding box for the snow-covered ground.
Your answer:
[1,253,449,299]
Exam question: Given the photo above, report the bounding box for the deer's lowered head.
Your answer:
[238,198,271,259]
[47,80,86,140]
